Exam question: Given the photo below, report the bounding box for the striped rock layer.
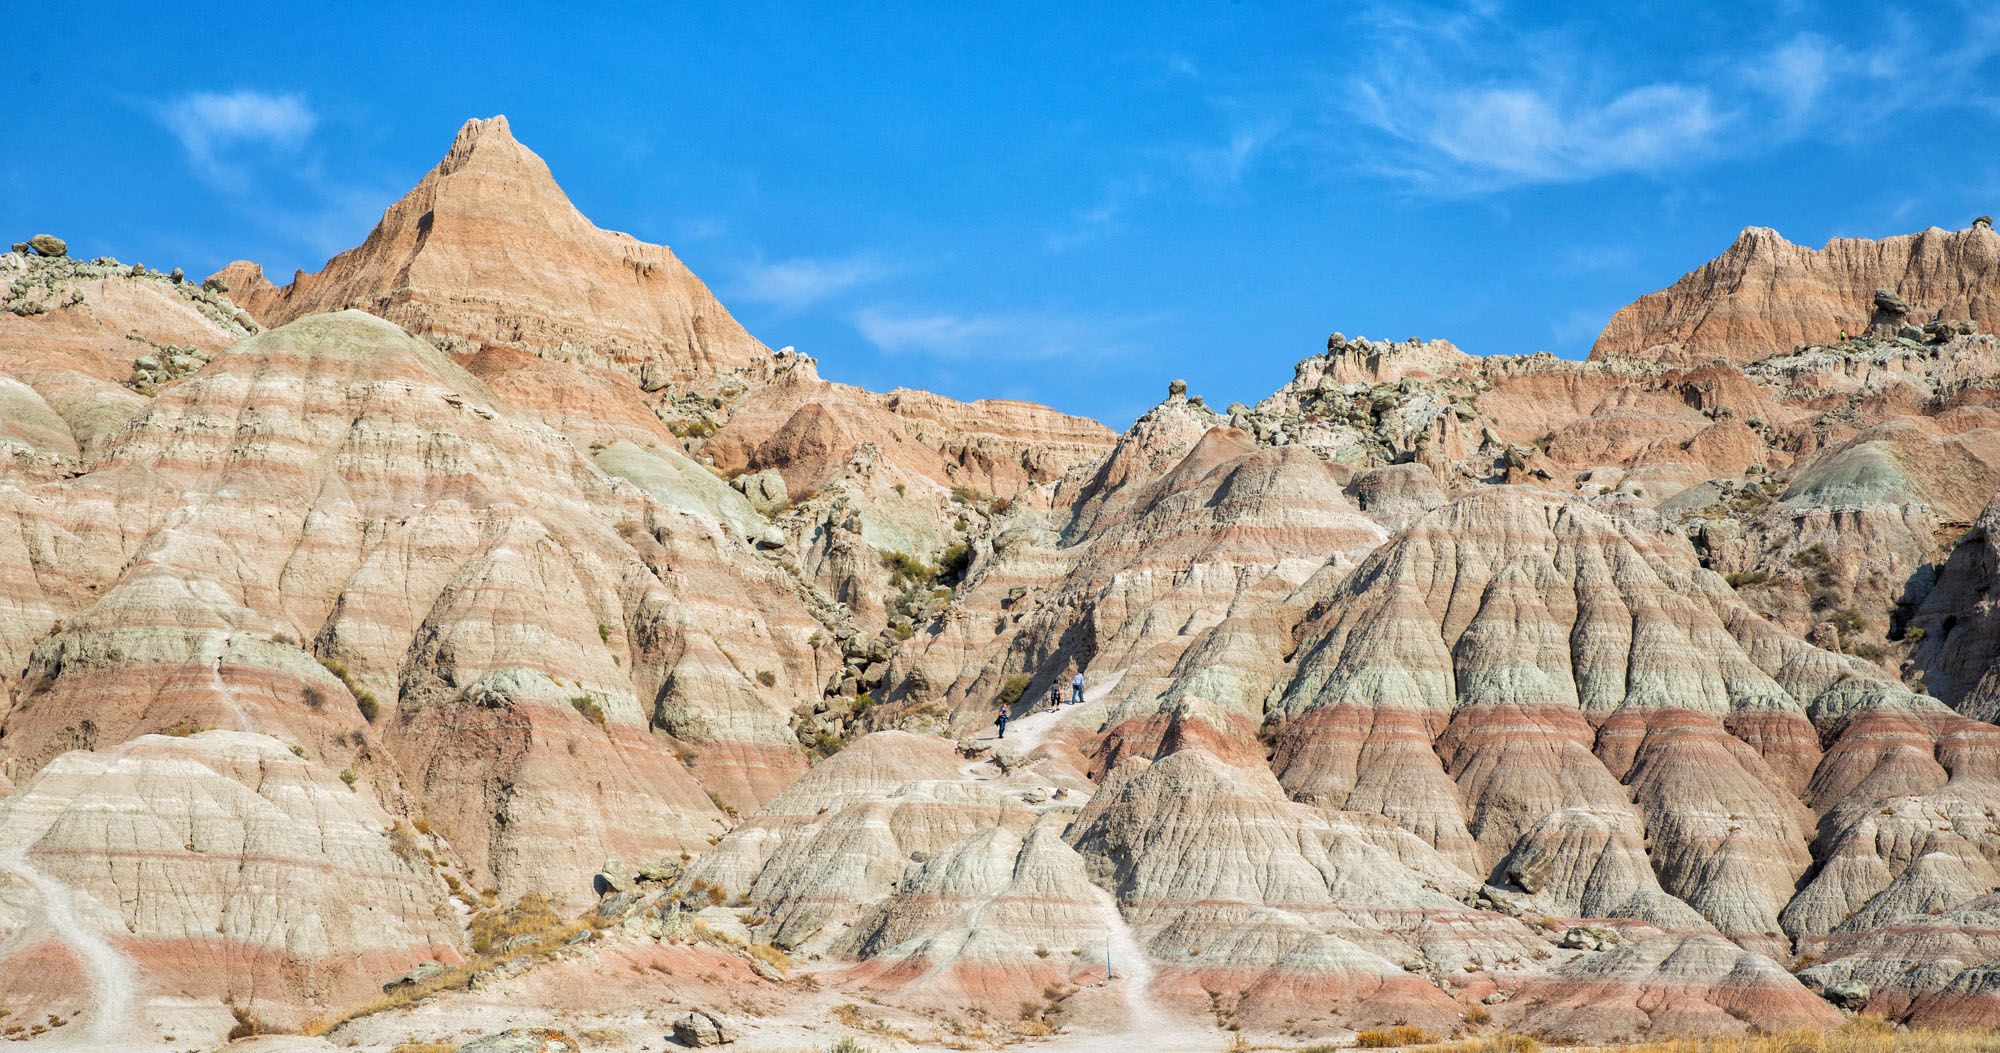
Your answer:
[7,121,2000,1048]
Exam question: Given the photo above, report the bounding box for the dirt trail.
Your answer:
[0,852,144,1050]
[210,634,257,732]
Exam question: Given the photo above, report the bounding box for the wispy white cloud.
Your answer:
[1183,119,1285,187]
[1557,243,1637,274]
[1350,38,1725,191]
[1345,2,2000,194]
[161,90,317,185]
[854,306,1150,363]
[1046,175,1153,252]
[730,253,889,311]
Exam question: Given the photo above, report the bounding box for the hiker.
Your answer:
[1070,670,1085,705]
[1048,682,1063,713]
[995,702,1010,739]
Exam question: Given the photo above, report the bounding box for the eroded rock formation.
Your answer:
[6,121,2000,1049]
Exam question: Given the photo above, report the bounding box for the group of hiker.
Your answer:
[995,670,1085,739]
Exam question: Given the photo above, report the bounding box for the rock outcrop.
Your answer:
[212,116,768,383]
[12,115,2000,1050]
[0,731,463,1036]
[1593,222,2000,365]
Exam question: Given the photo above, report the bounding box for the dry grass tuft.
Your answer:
[1583,1024,2000,1053]
[469,892,565,955]
[1314,1024,2000,1053]
[1357,1026,1440,1048]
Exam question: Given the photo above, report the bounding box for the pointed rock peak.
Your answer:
[436,114,534,176]
[1728,226,1790,252]
[457,113,513,144]
[209,115,769,381]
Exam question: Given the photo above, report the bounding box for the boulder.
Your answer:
[595,890,643,921]
[1873,288,1910,315]
[1560,924,1624,951]
[671,1009,737,1046]
[27,234,66,257]
[381,961,450,993]
[595,859,635,893]
[1824,980,1870,1011]
[456,1028,581,1053]
[1168,378,1188,397]
[730,468,788,514]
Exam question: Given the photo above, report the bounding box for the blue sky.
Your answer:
[7,3,2000,426]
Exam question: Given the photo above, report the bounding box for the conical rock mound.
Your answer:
[1593,222,2000,365]
[212,116,767,382]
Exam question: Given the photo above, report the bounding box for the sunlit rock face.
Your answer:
[7,122,2000,1050]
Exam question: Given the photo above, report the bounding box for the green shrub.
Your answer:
[570,696,606,726]
[936,542,972,582]
[339,769,358,789]
[756,669,777,687]
[879,549,933,584]
[354,690,380,722]
[996,675,1031,707]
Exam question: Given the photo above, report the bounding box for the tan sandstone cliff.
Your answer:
[213,116,768,383]
[1592,221,2000,365]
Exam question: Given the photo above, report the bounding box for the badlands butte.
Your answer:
[3,114,2000,1053]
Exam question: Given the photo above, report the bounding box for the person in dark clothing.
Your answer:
[995,703,1010,739]
[1048,683,1063,712]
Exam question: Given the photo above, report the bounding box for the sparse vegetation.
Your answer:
[936,541,972,583]
[316,656,379,721]
[879,548,934,584]
[1357,1026,1439,1047]
[597,621,614,644]
[162,721,210,737]
[470,893,567,954]
[1724,569,1772,588]
[339,769,358,789]
[570,695,606,726]
[756,669,777,687]
[996,674,1031,708]
[224,1004,270,1040]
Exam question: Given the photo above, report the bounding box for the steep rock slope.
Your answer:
[0,731,462,1037]
[882,392,1387,748]
[1593,222,2000,366]
[214,116,768,382]
[0,311,825,910]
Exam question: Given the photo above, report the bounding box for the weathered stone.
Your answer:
[382,961,449,993]
[1824,980,1870,1010]
[457,1028,581,1053]
[1560,925,1624,952]
[671,1009,737,1046]
[595,859,634,893]
[27,234,66,257]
